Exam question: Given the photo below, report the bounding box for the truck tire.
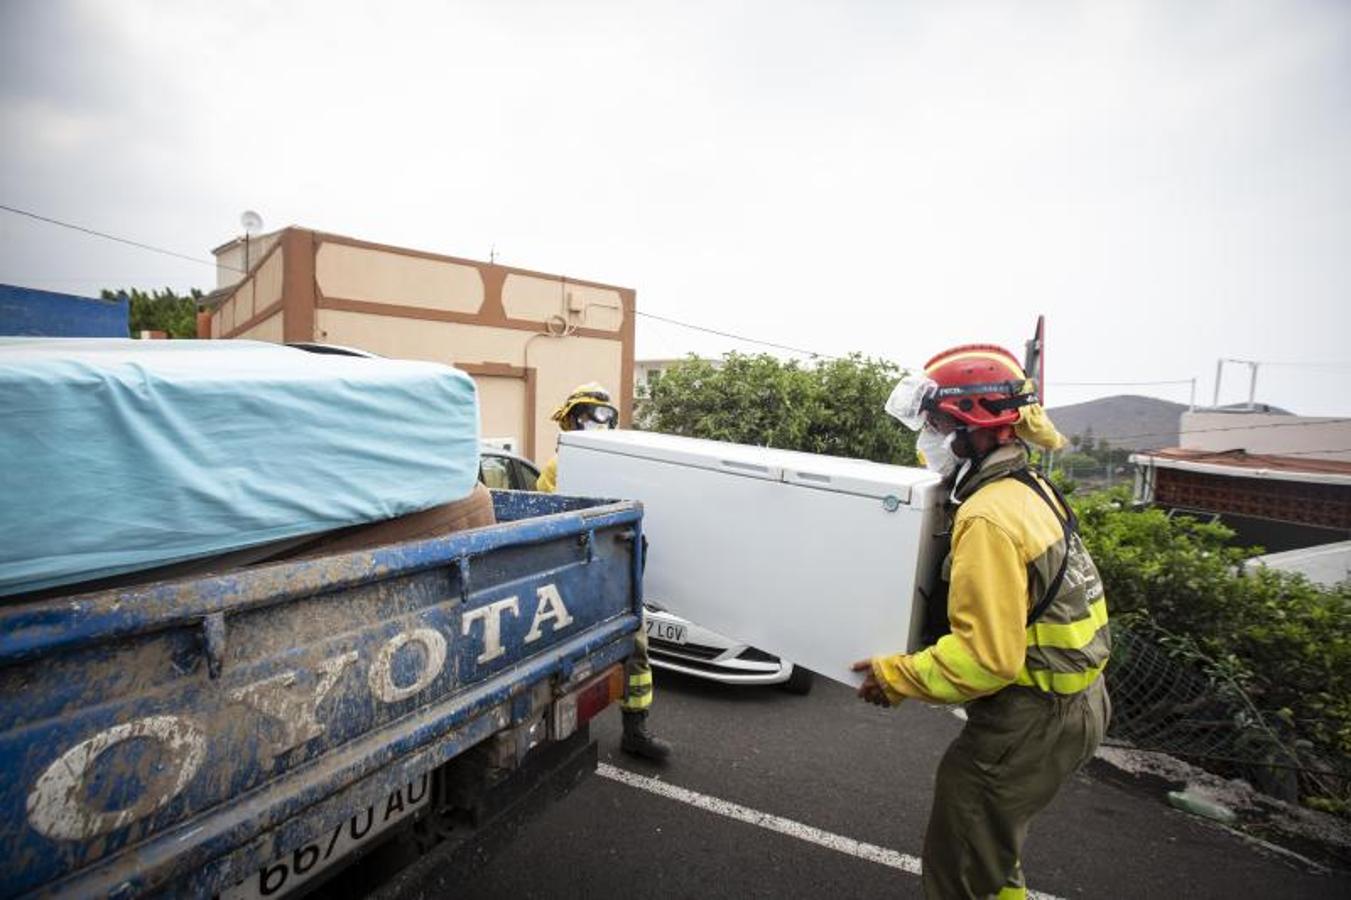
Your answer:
[781,665,814,695]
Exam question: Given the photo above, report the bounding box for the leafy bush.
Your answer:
[102,287,202,339]
[1072,488,1351,804]
[637,352,917,466]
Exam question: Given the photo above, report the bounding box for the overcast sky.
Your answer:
[2,0,1348,420]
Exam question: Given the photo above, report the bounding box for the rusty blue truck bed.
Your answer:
[0,490,643,899]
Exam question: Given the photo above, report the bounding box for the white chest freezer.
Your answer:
[557,430,946,686]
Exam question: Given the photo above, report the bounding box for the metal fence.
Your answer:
[1103,623,1348,804]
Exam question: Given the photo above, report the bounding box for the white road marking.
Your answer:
[597,763,1064,900]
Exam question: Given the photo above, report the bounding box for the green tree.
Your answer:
[636,352,917,466]
[102,287,203,339]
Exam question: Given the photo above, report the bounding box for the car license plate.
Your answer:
[221,772,430,900]
[647,620,687,644]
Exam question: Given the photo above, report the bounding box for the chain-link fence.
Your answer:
[1104,622,1348,804]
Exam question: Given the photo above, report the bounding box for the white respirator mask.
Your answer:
[580,420,608,431]
[916,428,961,478]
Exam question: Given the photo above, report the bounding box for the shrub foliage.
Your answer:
[636,353,917,466]
[1073,488,1351,806]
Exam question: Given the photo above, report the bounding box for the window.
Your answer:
[479,455,513,489]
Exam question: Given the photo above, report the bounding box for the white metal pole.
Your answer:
[1213,359,1224,408]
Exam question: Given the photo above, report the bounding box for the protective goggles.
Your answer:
[574,405,618,427]
[885,374,1036,431]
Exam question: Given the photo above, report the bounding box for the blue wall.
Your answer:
[0,284,130,337]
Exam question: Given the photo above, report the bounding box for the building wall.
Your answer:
[236,311,285,343]
[1181,411,1351,463]
[214,233,281,290]
[203,228,634,466]
[1153,467,1351,531]
[211,247,284,338]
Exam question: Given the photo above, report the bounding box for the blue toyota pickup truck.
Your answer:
[0,490,643,899]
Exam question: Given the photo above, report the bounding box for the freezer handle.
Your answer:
[719,459,776,477]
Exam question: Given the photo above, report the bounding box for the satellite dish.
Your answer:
[240,210,264,235]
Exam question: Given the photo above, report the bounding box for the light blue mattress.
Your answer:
[0,338,481,596]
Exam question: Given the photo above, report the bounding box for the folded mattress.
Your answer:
[0,338,481,596]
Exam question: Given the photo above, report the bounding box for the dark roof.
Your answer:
[1138,447,1351,478]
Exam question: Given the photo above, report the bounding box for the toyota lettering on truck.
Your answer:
[0,339,646,899]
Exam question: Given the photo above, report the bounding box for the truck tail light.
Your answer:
[553,664,624,740]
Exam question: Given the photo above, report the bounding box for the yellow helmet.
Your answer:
[552,382,619,431]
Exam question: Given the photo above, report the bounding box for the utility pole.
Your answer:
[1213,359,1261,410]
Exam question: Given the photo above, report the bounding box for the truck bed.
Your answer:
[0,490,643,899]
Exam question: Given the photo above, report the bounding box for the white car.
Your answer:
[644,604,814,694]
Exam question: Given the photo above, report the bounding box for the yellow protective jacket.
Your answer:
[536,456,559,493]
[872,444,1111,705]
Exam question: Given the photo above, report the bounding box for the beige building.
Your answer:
[200,227,635,466]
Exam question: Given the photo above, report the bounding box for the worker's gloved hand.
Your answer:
[852,659,891,707]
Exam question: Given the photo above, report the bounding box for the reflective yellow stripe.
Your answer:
[997,886,1027,900]
[1027,598,1109,650]
[621,692,653,711]
[1015,662,1106,694]
[911,637,1011,703]
[628,672,652,688]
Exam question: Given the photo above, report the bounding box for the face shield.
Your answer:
[884,375,937,432]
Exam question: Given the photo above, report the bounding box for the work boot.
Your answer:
[621,710,672,761]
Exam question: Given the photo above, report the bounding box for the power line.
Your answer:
[1051,379,1193,387]
[1126,444,1351,458]
[635,310,841,359]
[0,203,244,273]
[1078,417,1351,446]
[1253,360,1351,370]
[1276,446,1351,456]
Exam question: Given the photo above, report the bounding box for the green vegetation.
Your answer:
[1072,488,1351,812]
[102,287,202,339]
[636,353,917,466]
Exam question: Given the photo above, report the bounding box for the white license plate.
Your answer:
[221,772,430,900]
[647,620,687,644]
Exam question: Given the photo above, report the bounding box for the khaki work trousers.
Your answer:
[621,615,654,713]
[922,679,1110,900]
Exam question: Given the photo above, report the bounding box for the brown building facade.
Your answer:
[200,227,635,466]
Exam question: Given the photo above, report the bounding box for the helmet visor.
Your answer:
[884,375,937,431]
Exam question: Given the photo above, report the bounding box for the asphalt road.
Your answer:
[456,671,1350,899]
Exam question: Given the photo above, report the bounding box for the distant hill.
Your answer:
[1046,394,1187,452]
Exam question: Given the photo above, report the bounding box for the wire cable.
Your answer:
[1050,379,1194,387]
[634,310,841,360]
[1079,417,1351,446]
[0,203,245,273]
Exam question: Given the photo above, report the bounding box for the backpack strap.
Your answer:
[1006,469,1077,626]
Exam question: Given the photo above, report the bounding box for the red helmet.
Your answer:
[923,344,1032,429]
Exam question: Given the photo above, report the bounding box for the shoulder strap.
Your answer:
[1006,469,1077,626]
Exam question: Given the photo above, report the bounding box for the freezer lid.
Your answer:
[558,430,943,504]
[773,452,942,505]
[559,429,783,481]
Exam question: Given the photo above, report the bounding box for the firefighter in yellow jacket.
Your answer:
[854,345,1111,900]
[537,383,672,761]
